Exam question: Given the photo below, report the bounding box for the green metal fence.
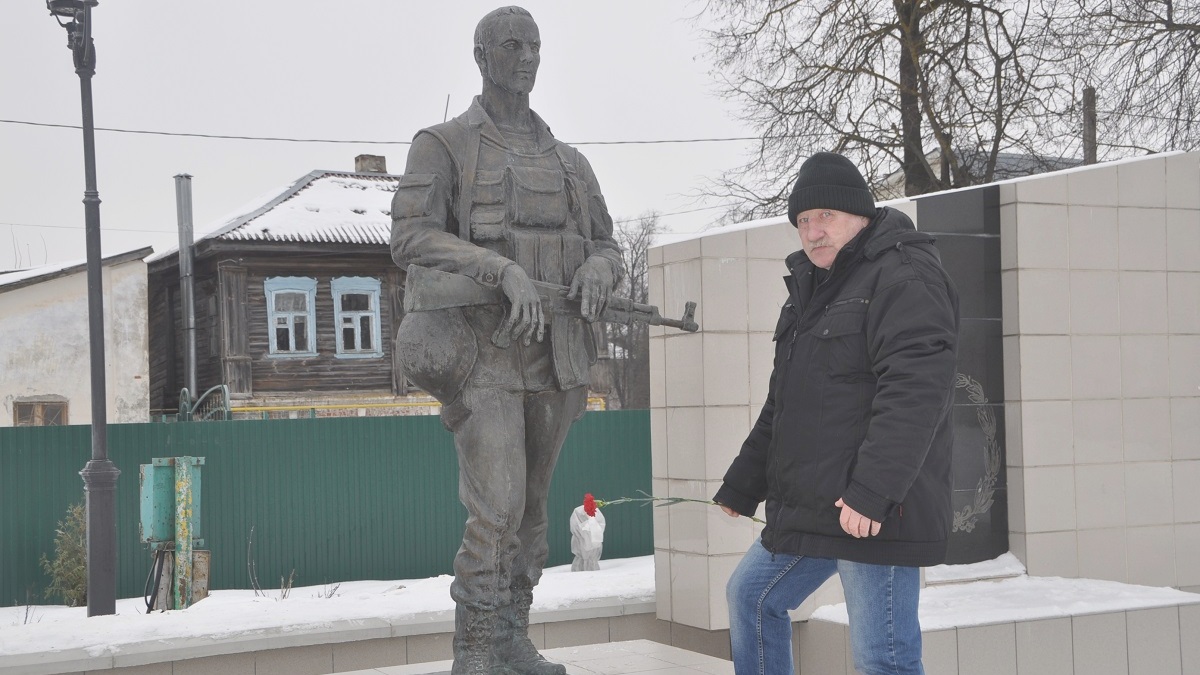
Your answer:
[0,411,651,605]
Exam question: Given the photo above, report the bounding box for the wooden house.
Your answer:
[146,157,413,417]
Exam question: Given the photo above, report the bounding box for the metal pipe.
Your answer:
[175,174,197,399]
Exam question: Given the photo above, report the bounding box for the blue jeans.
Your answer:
[727,538,924,675]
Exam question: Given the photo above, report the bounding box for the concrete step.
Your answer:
[796,575,1200,675]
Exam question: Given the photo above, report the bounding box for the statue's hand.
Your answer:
[567,258,614,323]
[499,264,544,345]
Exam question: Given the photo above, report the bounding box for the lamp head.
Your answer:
[46,0,97,18]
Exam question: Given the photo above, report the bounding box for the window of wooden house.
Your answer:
[331,277,383,358]
[264,277,317,357]
[14,400,68,426]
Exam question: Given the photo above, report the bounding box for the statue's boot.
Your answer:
[451,605,499,675]
[493,588,566,675]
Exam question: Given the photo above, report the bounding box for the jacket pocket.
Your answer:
[506,166,569,229]
[393,174,438,219]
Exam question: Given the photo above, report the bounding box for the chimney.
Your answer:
[355,154,387,173]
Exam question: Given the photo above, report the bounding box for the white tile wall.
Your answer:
[1024,531,1079,578]
[1126,525,1177,586]
[1120,335,1170,398]
[699,229,748,259]
[1167,272,1200,333]
[1016,171,1070,205]
[1069,205,1120,269]
[1166,209,1200,272]
[1169,336,1200,398]
[1069,270,1121,334]
[1118,271,1169,334]
[1166,152,1200,210]
[1075,464,1126,530]
[1073,400,1125,464]
[1077,527,1129,582]
[1018,269,1072,334]
[1122,398,1173,462]
[1022,466,1077,532]
[1124,462,1174,527]
[1017,336,1074,400]
[1117,208,1168,271]
[702,406,752,481]
[701,333,749,406]
[1069,166,1120,207]
[1071,336,1123,400]
[1171,398,1200,460]
[1177,523,1200,588]
[1174,461,1200,523]
[1118,156,1168,208]
[698,257,748,333]
[1014,204,1071,269]
[1020,400,1074,465]
[1128,607,1184,675]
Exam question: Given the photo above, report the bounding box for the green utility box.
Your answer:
[139,457,204,547]
[139,456,207,609]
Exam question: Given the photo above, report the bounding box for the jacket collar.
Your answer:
[784,206,935,275]
[462,96,558,153]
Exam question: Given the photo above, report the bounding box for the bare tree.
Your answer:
[699,0,1081,218]
[1049,0,1200,155]
[595,212,661,410]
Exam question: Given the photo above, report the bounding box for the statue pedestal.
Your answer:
[354,640,733,674]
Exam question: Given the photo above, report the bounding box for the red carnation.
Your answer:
[583,493,597,517]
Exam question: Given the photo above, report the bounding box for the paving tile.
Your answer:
[171,651,256,675]
[957,623,1017,675]
[405,631,453,664]
[1127,607,1182,675]
[94,663,173,675]
[1014,617,1073,675]
[1072,612,1129,675]
[332,636,407,672]
[921,629,958,675]
[1182,604,1200,675]
[255,644,335,675]
[796,619,848,675]
[544,617,610,649]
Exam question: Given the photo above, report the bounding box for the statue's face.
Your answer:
[479,14,540,95]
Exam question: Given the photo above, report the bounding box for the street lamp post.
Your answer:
[47,0,120,617]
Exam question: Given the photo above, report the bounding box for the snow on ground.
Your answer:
[0,556,655,659]
[813,573,1200,631]
[924,551,1027,583]
[4,552,1197,661]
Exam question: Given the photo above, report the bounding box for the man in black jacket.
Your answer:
[715,152,959,675]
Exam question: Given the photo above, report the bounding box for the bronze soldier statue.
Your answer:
[390,6,623,674]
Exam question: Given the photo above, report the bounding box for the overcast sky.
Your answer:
[0,1,756,270]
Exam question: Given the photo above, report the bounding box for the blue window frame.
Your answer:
[331,277,383,358]
[265,277,317,357]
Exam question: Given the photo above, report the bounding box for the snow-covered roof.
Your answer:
[149,170,399,264]
[0,247,152,294]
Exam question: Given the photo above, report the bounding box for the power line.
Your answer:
[1096,109,1199,124]
[612,204,732,224]
[1,220,173,235]
[3,202,739,235]
[0,118,763,147]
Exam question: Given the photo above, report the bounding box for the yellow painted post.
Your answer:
[173,456,194,609]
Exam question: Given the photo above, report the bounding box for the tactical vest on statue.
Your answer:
[395,101,598,406]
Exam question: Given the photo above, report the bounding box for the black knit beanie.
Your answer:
[787,152,877,226]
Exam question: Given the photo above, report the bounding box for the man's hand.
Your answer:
[835,498,881,538]
[720,504,739,518]
[499,265,544,345]
[567,258,613,323]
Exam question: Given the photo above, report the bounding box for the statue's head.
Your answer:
[474,6,540,96]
